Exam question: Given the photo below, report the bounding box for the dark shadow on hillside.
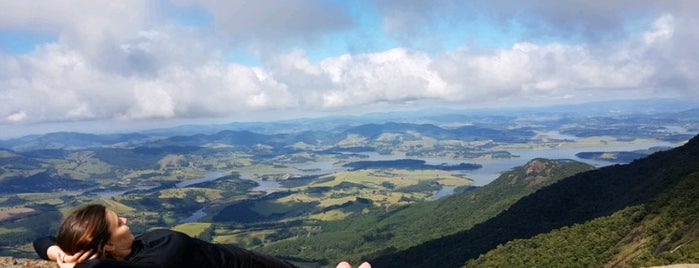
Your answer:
[371,135,699,268]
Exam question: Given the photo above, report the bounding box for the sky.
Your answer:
[1,0,698,138]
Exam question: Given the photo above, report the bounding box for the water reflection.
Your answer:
[430,186,456,200]
[240,172,282,194]
[176,171,225,188]
[179,208,206,223]
[90,185,158,198]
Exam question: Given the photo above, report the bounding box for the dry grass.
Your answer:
[0,207,35,221]
[172,222,211,237]
[158,188,223,199]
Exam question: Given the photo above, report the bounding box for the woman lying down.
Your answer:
[33,204,371,268]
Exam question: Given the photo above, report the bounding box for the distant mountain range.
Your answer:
[4,98,697,144]
[2,103,698,153]
[0,122,540,152]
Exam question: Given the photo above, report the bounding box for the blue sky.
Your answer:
[1,0,698,137]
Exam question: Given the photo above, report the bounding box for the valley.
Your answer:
[0,102,698,267]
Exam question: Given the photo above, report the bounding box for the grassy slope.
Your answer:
[261,159,594,265]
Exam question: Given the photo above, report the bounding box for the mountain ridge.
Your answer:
[261,158,595,265]
[371,135,699,267]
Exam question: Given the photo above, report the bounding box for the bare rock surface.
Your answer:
[648,265,699,268]
[0,257,57,268]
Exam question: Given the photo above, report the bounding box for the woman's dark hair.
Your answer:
[56,204,112,257]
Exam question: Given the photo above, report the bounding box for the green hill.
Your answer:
[261,158,595,265]
[371,135,699,268]
[465,172,699,267]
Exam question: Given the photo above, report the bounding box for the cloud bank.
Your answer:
[0,0,698,127]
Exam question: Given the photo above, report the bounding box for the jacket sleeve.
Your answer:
[217,244,298,268]
[33,236,57,260]
[75,259,162,268]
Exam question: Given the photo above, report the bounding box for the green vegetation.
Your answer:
[172,223,212,239]
[259,159,594,265]
[0,209,62,256]
[0,115,696,267]
[465,172,699,267]
[369,135,699,268]
[0,143,477,259]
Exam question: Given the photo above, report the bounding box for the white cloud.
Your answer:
[5,111,26,122]
[644,14,675,44]
[316,48,449,108]
[127,83,176,120]
[0,1,698,130]
[433,39,659,104]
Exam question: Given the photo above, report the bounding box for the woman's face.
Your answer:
[104,209,134,259]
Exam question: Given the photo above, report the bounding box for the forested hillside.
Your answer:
[262,159,595,265]
[371,135,699,268]
[465,172,699,267]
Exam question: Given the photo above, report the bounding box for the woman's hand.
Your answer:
[57,250,97,268]
[336,261,371,268]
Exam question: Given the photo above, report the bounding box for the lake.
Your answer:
[176,171,226,188]
[173,138,690,223]
[314,140,682,186]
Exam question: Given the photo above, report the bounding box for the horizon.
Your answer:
[1,1,699,138]
[2,98,698,140]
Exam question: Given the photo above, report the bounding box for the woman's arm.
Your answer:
[35,237,97,268]
[33,236,59,260]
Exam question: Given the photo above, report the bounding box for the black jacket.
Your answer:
[34,229,297,268]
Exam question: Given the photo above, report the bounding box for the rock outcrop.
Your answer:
[0,257,56,268]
